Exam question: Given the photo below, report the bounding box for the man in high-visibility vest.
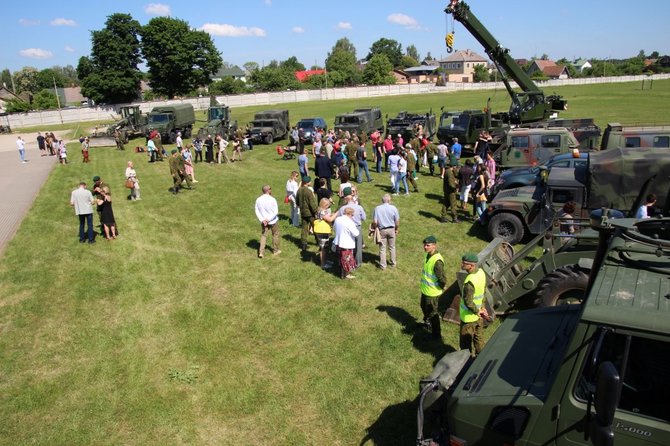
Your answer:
[420,235,447,339]
[460,253,489,356]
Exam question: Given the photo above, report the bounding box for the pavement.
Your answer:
[0,135,59,256]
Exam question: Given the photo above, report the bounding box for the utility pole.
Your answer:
[53,76,63,124]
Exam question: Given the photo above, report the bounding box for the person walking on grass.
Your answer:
[255,184,281,258]
[70,182,95,244]
[373,194,399,270]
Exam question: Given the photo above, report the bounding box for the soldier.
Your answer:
[420,235,446,340]
[344,139,359,180]
[441,165,460,223]
[296,175,318,252]
[459,253,488,357]
[168,149,191,194]
[426,142,438,176]
[114,129,125,151]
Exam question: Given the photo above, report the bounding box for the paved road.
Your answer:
[0,144,57,256]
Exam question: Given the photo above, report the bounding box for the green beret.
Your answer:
[171,149,178,154]
[92,175,100,182]
[462,252,479,263]
[343,186,352,196]
[423,235,437,244]
[302,175,311,183]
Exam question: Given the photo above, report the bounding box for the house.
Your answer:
[294,69,325,83]
[211,66,247,82]
[572,58,592,73]
[526,59,570,79]
[54,86,87,106]
[391,69,410,84]
[438,49,488,83]
[402,65,440,84]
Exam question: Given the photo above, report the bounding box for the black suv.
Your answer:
[297,117,327,143]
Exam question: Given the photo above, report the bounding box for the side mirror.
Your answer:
[588,361,621,446]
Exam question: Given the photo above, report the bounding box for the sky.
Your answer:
[2,0,669,74]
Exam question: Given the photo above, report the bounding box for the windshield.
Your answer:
[252,120,275,128]
[208,108,228,121]
[335,116,360,125]
[440,112,469,132]
[148,114,169,124]
[298,120,315,128]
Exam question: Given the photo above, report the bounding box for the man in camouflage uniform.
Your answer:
[344,138,359,180]
[405,144,419,192]
[114,129,125,151]
[441,165,460,223]
[169,149,191,194]
[426,142,438,176]
[296,175,318,252]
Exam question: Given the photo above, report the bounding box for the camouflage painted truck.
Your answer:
[146,104,196,144]
[385,110,437,142]
[417,209,670,446]
[196,97,237,140]
[600,122,670,149]
[334,107,384,137]
[248,109,290,144]
[484,147,670,245]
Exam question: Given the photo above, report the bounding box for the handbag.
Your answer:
[313,218,332,235]
[284,195,290,204]
[125,179,134,189]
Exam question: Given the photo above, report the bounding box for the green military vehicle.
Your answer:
[248,109,290,144]
[334,107,384,137]
[107,105,147,143]
[600,122,670,149]
[146,103,196,144]
[417,207,670,446]
[496,126,582,169]
[197,98,237,140]
[385,110,437,142]
[484,147,670,245]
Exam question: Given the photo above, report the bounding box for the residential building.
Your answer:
[526,59,570,79]
[294,69,325,83]
[211,66,247,82]
[402,65,440,84]
[572,58,592,73]
[438,49,488,83]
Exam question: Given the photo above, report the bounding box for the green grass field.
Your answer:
[1,80,669,445]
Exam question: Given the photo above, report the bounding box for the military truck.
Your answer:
[385,110,436,142]
[107,105,147,143]
[146,104,196,144]
[248,109,290,144]
[436,106,505,149]
[334,107,384,137]
[496,126,582,169]
[417,208,670,446]
[600,122,670,149]
[197,98,237,140]
[484,147,670,244]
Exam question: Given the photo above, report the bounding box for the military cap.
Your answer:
[92,175,100,182]
[171,149,178,154]
[302,175,311,183]
[423,235,437,244]
[462,252,478,263]
[342,186,352,197]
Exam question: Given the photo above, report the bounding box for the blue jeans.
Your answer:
[399,173,409,193]
[78,213,94,242]
[19,148,25,162]
[376,155,383,173]
[357,160,371,182]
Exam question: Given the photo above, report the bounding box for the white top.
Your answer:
[255,193,279,225]
[70,186,94,215]
[332,214,359,249]
[176,135,183,148]
[388,154,401,172]
[125,167,137,179]
[636,205,649,219]
[16,138,24,151]
[219,139,229,152]
[399,157,407,174]
[286,179,298,203]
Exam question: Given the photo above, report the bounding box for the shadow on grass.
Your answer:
[465,220,490,242]
[360,398,418,446]
[418,210,441,222]
[424,193,442,201]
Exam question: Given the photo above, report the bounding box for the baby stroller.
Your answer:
[277,145,296,160]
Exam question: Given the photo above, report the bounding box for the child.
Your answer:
[59,140,68,164]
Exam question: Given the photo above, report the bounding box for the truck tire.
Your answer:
[488,213,524,245]
[536,265,589,307]
[184,128,192,138]
[264,134,273,145]
[169,132,176,144]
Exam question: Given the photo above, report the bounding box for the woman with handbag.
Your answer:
[314,198,337,270]
[125,161,140,201]
[285,171,300,227]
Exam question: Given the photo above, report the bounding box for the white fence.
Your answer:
[7,73,670,130]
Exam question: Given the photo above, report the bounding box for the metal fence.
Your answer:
[7,73,670,130]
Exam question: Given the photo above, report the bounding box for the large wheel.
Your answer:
[536,265,589,307]
[264,134,273,145]
[184,128,192,138]
[488,213,525,245]
[169,132,177,144]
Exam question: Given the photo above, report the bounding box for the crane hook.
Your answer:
[445,32,454,53]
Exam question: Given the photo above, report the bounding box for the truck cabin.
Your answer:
[251,120,277,129]
[503,128,580,168]
[208,107,229,122]
[544,166,586,216]
[601,123,670,150]
[148,113,171,125]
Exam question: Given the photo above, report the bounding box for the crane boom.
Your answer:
[445,0,567,124]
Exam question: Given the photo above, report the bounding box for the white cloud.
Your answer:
[200,23,266,37]
[387,13,418,27]
[19,18,40,26]
[292,26,304,33]
[50,18,77,27]
[19,48,54,59]
[265,0,272,4]
[144,3,171,16]
[65,46,75,53]
[336,22,352,30]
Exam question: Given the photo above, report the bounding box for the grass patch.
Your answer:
[0,80,668,445]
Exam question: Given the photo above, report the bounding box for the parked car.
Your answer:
[494,152,589,194]
[296,117,327,144]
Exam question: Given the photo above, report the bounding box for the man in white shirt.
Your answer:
[254,184,280,258]
[70,182,95,244]
[16,136,27,163]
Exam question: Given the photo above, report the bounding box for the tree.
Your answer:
[280,56,305,72]
[325,48,360,87]
[472,64,489,82]
[36,68,66,91]
[4,98,31,113]
[33,89,59,110]
[54,65,79,86]
[650,51,660,59]
[362,54,396,86]
[78,13,143,104]
[249,65,301,92]
[406,44,420,63]
[637,49,646,59]
[400,55,419,69]
[142,17,222,98]
[13,67,39,95]
[367,38,403,68]
[209,77,247,95]
[1,69,12,90]
[332,38,357,59]
[243,62,259,73]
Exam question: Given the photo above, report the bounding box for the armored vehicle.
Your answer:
[418,207,670,446]
[296,117,327,144]
[107,105,147,143]
[334,107,384,137]
[496,126,582,169]
[494,152,588,195]
[197,98,237,140]
[146,104,196,144]
[484,147,670,244]
[249,109,290,144]
[385,110,436,142]
[600,122,670,150]
[436,107,504,149]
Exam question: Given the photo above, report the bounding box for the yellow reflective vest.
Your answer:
[421,253,444,297]
[460,268,486,323]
